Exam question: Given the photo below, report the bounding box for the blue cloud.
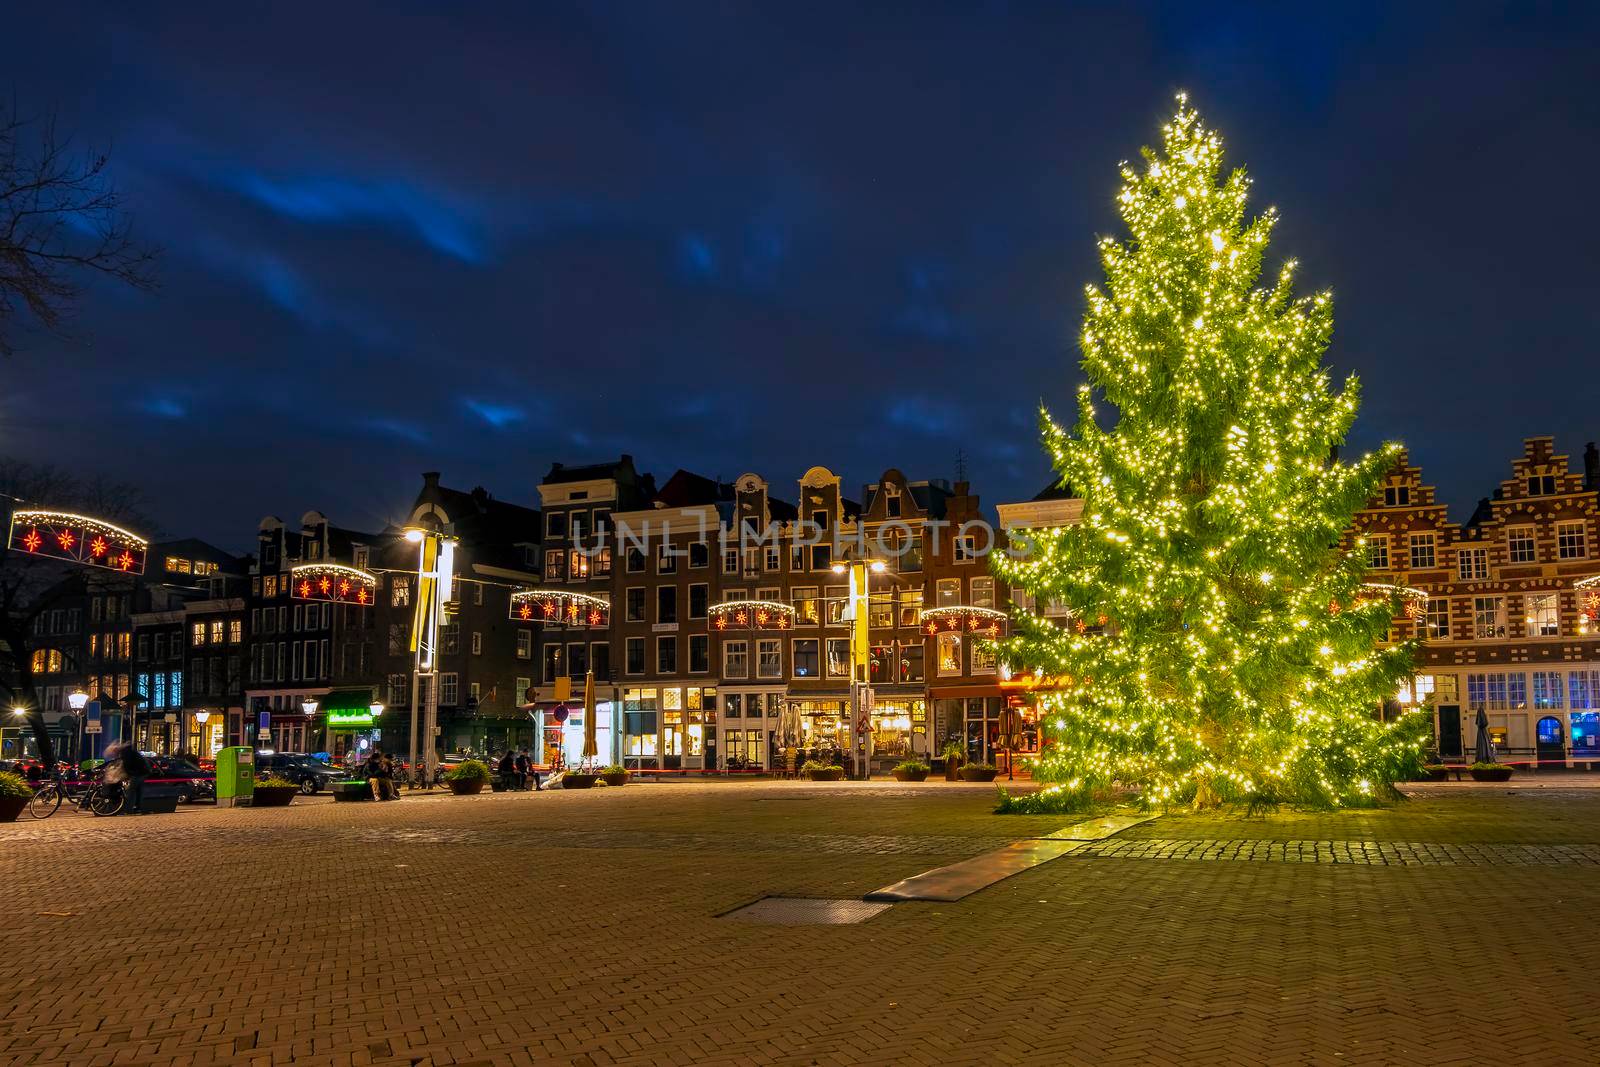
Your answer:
[141,395,187,419]
[231,173,485,263]
[362,417,428,443]
[887,396,960,434]
[462,398,527,428]
[677,233,717,278]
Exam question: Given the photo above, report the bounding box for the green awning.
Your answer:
[322,688,381,727]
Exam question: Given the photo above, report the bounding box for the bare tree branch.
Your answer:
[0,100,159,358]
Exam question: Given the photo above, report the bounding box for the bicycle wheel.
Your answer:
[28,784,63,819]
[89,785,125,817]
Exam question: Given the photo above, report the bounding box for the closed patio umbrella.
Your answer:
[1474,705,1493,763]
[581,670,597,767]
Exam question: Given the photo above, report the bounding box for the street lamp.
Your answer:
[369,702,385,718]
[67,688,89,767]
[830,557,889,780]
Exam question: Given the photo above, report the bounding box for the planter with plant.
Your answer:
[445,759,492,795]
[960,762,999,783]
[599,765,629,787]
[1421,764,1450,782]
[562,770,598,789]
[802,760,845,782]
[941,741,965,782]
[1469,761,1514,782]
[251,776,299,807]
[0,772,32,823]
[892,760,930,783]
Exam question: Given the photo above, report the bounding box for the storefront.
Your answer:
[317,688,384,762]
[185,710,226,759]
[620,686,718,770]
[532,701,614,768]
[787,697,849,753]
[719,690,782,770]
[868,694,929,764]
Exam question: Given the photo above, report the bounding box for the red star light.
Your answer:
[21,528,42,552]
[117,550,134,571]
[299,580,313,598]
[519,603,533,620]
[357,588,370,605]
[318,576,332,595]
[715,615,728,630]
[541,600,557,618]
[588,609,602,626]
[56,529,76,551]
[338,578,351,598]
[89,536,108,557]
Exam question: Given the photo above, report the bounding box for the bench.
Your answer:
[331,780,374,801]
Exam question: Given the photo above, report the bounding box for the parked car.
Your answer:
[149,757,216,803]
[258,753,343,794]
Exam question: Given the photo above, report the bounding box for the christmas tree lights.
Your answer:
[995,96,1427,809]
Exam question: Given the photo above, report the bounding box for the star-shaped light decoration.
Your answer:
[21,529,42,552]
[56,529,76,551]
[89,536,108,558]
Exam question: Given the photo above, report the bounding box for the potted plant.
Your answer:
[0,771,32,823]
[1421,764,1450,782]
[1469,761,1514,782]
[940,740,965,781]
[960,761,999,783]
[251,775,299,807]
[445,759,492,795]
[562,768,598,789]
[801,760,845,782]
[892,760,930,783]
[599,765,629,787]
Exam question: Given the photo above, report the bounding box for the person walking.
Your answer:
[118,741,152,815]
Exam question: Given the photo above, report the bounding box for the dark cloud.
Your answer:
[3,1,1597,547]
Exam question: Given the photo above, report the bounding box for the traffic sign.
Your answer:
[84,722,103,734]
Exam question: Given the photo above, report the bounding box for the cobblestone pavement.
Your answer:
[3,780,1600,1066]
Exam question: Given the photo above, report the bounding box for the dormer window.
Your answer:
[1526,474,1557,496]
[885,485,902,518]
[306,541,321,561]
[1383,485,1410,507]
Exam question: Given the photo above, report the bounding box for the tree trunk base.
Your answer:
[1192,779,1222,810]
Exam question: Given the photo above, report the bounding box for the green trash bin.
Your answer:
[215,746,256,808]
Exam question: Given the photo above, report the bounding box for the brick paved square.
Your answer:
[3,780,1599,1066]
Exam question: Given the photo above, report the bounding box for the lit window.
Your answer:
[937,632,962,676]
[1365,535,1389,570]
[1526,593,1559,637]
[1473,596,1505,640]
[1507,527,1536,564]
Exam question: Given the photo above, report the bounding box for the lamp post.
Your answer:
[302,698,319,754]
[5,707,26,760]
[194,710,211,759]
[68,688,88,769]
[832,558,886,780]
[404,526,455,788]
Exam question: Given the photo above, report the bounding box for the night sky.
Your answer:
[4,2,1598,551]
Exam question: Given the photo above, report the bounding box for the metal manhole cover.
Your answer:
[719,896,892,925]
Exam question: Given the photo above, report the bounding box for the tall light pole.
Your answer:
[405,526,456,787]
[832,558,886,780]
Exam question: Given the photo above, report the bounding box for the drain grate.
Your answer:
[719,896,893,925]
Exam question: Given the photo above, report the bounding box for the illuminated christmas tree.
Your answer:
[996,96,1426,809]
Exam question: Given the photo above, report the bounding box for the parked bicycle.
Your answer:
[31,771,125,817]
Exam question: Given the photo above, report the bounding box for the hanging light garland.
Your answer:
[710,599,795,630]
[919,605,1009,638]
[7,509,148,574]
[510,589,611,627]
[290,562,378,605]
[1357,583,1428,620]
